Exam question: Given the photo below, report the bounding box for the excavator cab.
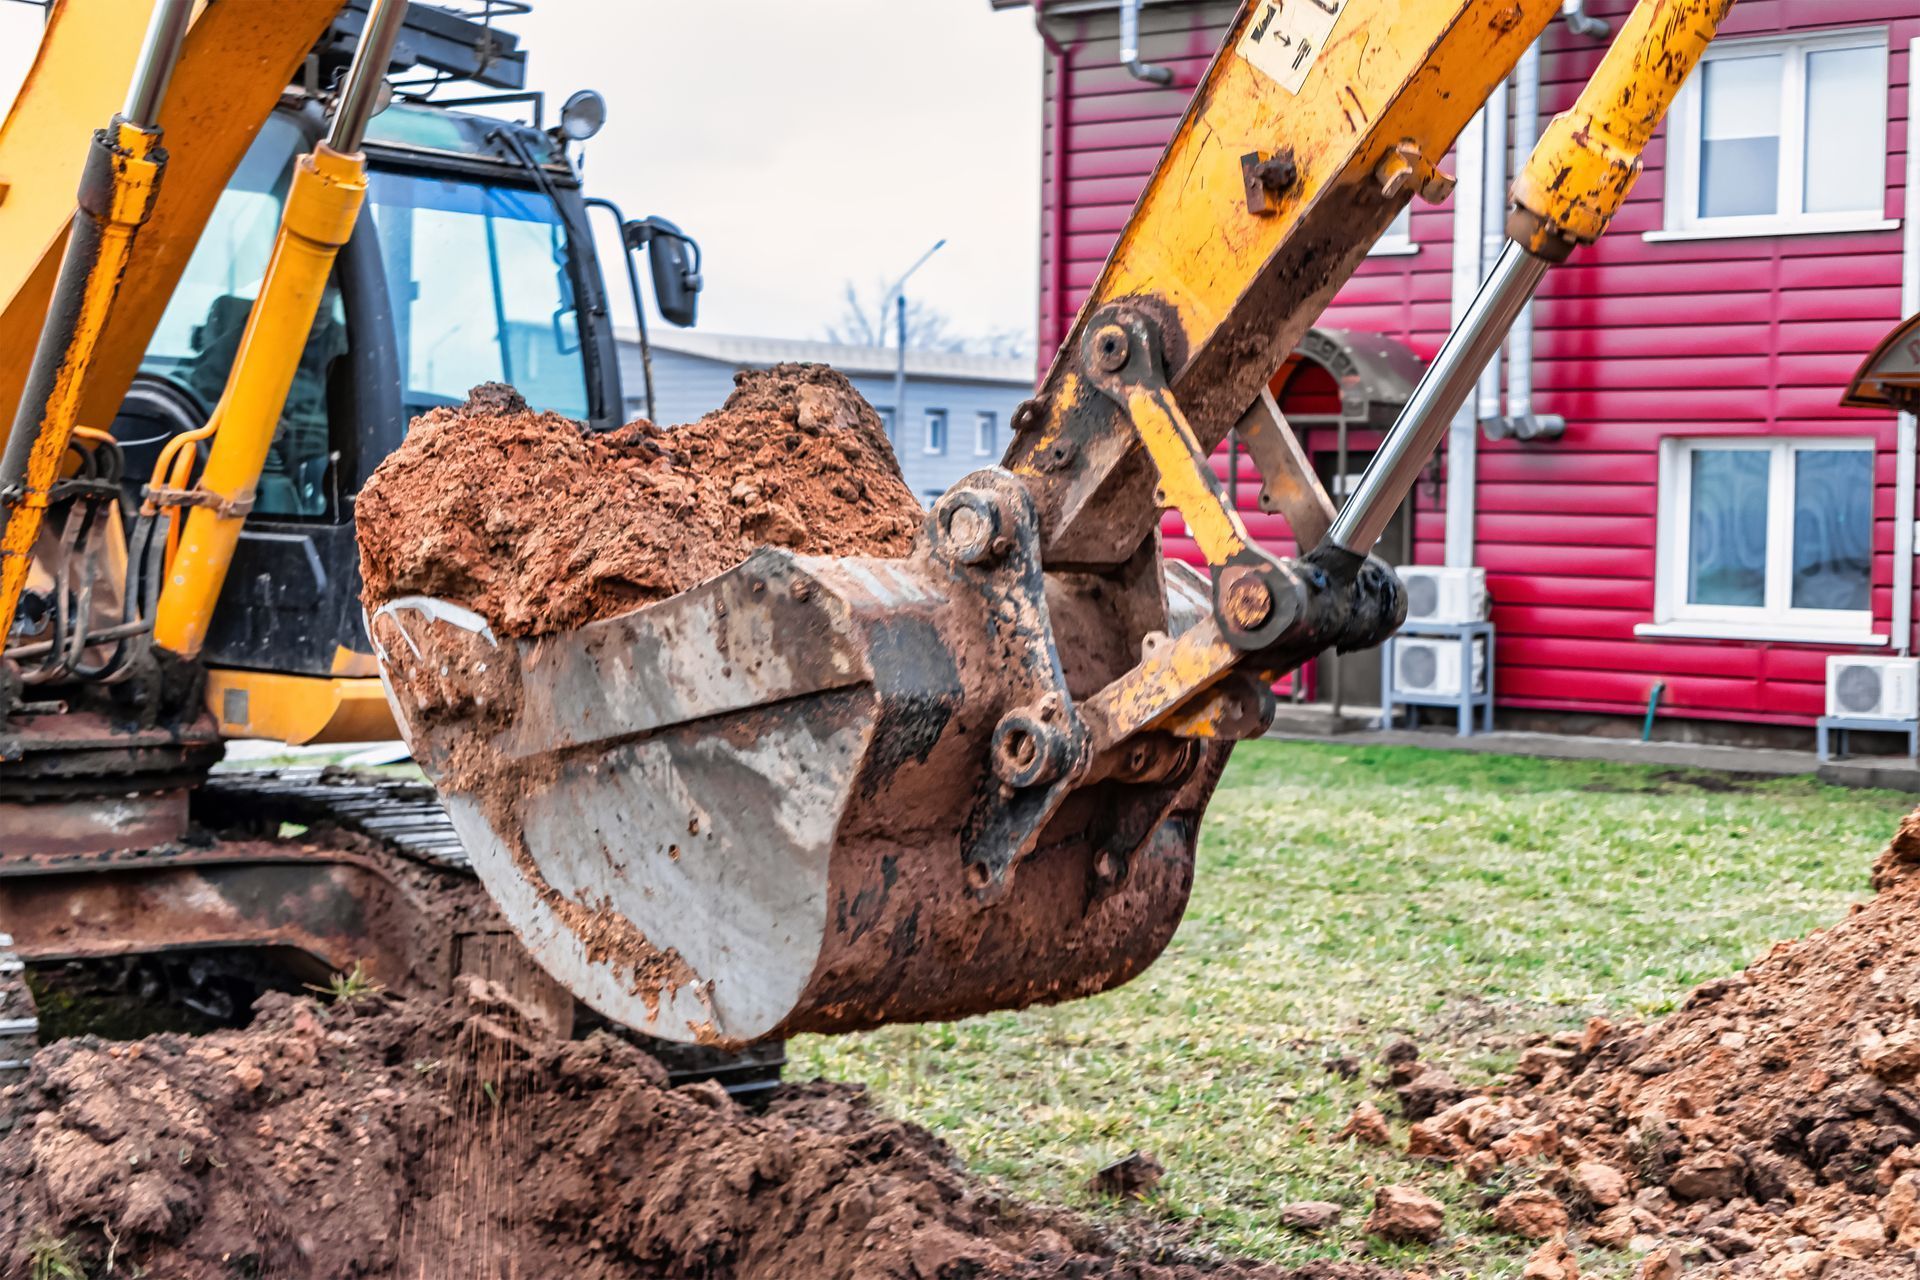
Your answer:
[104,97,628,693]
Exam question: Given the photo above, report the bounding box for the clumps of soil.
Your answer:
[356,367,924,638]
[1356,808,1920,1276]
[0,980,1392,1280]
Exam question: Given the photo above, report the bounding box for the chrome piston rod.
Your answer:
[1325,241,1549,557]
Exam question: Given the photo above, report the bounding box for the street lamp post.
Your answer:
[879,239,946,447]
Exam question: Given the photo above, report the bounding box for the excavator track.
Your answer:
[199,765,472,869]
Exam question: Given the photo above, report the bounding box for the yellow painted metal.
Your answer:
[1081,621,1242,753]
[0,0,343,442]
[1510,0,1736,255]
[146,403,219,567]
[0,0,157,315]
[203,670,397,744]
[329,645,380,678]
[1125,386,1250,568]
[0,119,164,649]
[1006,0,1562,565]
[152,143,367,657]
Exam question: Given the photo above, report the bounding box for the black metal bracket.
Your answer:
[932,469,1091,889]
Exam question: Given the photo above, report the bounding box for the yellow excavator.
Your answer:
[1,0,1733,1054]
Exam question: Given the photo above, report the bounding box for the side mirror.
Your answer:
[623,216,703,329]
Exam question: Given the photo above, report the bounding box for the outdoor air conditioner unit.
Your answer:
[1825,656,1920,722]
[1392,636,1488,700]
[1397,565,1489,625]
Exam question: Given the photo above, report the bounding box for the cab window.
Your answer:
[366,170,589,422]
[136,114,347,520]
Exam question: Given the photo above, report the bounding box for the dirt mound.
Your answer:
[356,367,924,638]
[1373,809,1920,1276]
[0,982,1393,1280]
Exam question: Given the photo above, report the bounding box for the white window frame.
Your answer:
[973,410,997,457]
[1640,437,1884,646]
[1649,28,1896,243]
[1369,205,1417,256]
[923,408,948,456]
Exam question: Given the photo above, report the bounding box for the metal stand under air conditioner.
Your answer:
[1380,620,1495,738]
[1816,716,1920,764]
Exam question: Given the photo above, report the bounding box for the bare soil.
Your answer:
[356,369,925,637]
[1370,808,1920,1276]
[0,980,1393,1280]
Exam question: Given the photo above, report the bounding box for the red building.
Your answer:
[999,0,1919,736]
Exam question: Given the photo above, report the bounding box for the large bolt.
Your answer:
[1091,324,1130,374]
[937,491,1005,566]
[1241,148,1299,215]
[991,706,1076,788]
[1221,573,1274,632]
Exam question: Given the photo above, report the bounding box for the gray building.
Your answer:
[618,330,1036,500]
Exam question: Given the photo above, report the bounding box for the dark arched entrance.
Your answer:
[1247,327,1425,712]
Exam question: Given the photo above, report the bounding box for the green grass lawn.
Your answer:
[789,740,1916,1276]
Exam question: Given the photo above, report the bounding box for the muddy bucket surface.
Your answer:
[372,541,1226,1045]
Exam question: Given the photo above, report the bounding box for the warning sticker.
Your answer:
[1237,0,1350,95]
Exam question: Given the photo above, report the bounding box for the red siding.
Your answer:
[1034,0,1916,728]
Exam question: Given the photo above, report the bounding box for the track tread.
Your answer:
[201,766,470,868]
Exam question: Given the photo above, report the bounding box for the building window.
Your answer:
[974,411,997,456]
[1656,30,1891,240]
[924,409,948,455]
[877,406,896,438]
[1643,438,1879,644]
[1370,205,1416,256]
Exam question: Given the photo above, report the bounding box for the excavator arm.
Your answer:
[373,0,1736,1049]
[0,0,345,439]
[0,0,345,655]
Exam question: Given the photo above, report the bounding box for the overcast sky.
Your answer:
[0,1,1042,347]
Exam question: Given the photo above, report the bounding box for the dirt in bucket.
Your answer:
[355,368,925,638]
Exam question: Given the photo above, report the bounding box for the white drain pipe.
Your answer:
[1475,79,1510,435]
[1119,0,1173,85]
[1895,36,1919,655]
[1444,104,1489,568]
[1506,44,1540,426]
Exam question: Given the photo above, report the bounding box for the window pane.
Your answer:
[1699,54,1782,219]
[368,172,589,421]
[1688,449,1770,607]
[1792,449,1872,611]
[138,115,346,519]
[974,411,996,455]
[1804,45,1885,216]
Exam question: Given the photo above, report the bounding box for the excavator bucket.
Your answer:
[373,472,1232,1045]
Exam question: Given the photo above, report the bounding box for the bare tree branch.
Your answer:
[823,278,1030,360]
